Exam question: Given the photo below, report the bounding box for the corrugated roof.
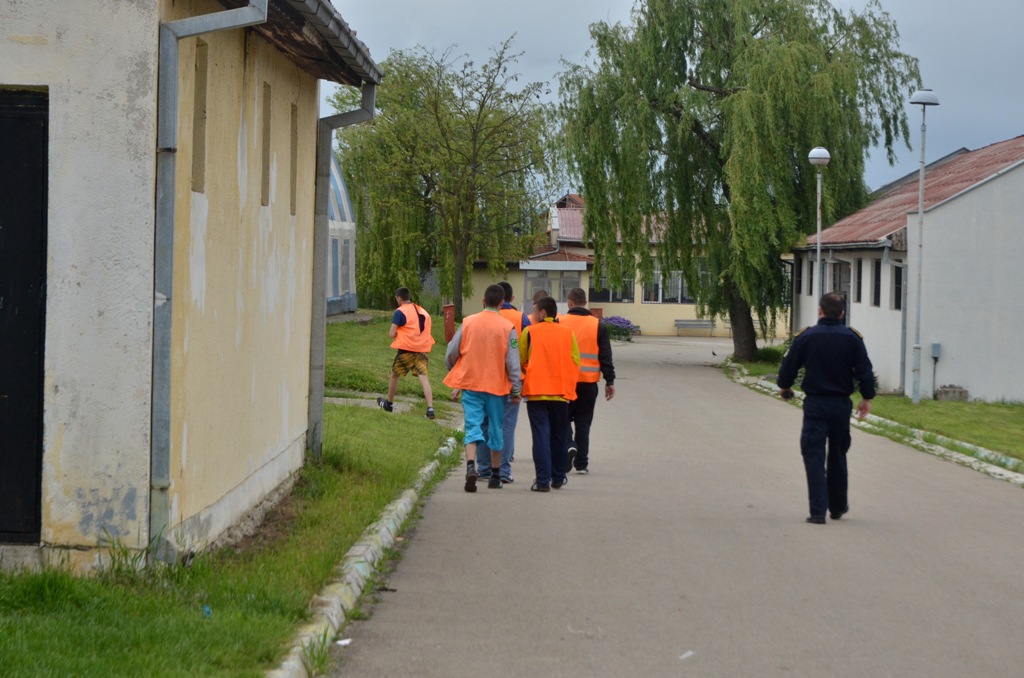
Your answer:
[219,0,383,85]
[807,135,1024,248]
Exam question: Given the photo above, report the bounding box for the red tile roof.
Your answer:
[529,245,593,263]
[808,135,1024,248]
[555,207,585,241]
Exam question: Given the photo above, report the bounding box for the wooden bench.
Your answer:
[675,318,715,336]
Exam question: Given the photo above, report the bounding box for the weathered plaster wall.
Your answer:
[912,166,1024,401]
[0,0,158,556]
[168,3,318,548]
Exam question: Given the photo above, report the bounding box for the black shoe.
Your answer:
[464,469,478,493]
[376,397,393,412]
[806,516,826,524]
[425,407,435,420]
[575,468,589,475]
[830,505,849,520]
[551,477,566,489]
[487,476,502,489]
[566,445,578,473]
[530,482,550,492]
[500,477,513,484]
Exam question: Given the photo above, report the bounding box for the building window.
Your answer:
[871,259,881,307]
[855,258,863,303]
[893,263,904,310]
[261,82,271,207]
[289,103,298,216]
[526,270,581,302]
[808,259,814,296]
[642,268,693,304]
[588,270,635,303]
[793,257,803,301]
[191,39,208,193]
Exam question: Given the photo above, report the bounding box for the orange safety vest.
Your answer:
[498,307,524,335]
[520,320,578,401]
[443,310,515,396]
[391,303,435,353]
[558,312,601,383]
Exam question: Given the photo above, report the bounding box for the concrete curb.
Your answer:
[743,375,1024,488]
[266,436,459,678]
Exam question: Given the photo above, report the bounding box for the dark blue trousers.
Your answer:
[527,400,569,487]
[800,395,852,518]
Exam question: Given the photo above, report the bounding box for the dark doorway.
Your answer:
[0,89,48,543]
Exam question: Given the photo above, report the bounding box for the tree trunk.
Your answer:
[452,248,467,320]
[726,281,758,361]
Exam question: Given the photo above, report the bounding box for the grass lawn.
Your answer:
[0,313,460,678]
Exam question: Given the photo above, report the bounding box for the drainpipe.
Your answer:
[152,1,269,563]
[307,83,376,457]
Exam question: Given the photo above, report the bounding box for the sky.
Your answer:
[323,0,1024,192]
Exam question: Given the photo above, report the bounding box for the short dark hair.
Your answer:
[532,289,548,303]
[484,284,505,308]
[395,286,411,302]
[498,281,514,302]
[567,287,587,305]
[819,292,845,319]
[534,296,558,318]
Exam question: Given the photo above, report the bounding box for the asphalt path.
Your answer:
[331,336,1024,677]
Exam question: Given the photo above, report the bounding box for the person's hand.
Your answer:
[780,388,795,401]
[510,393,522,405]
[856,398,871,419]
[605,384,615,401]
[450,389,461,402]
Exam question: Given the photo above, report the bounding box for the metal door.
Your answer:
[0,90,48,543]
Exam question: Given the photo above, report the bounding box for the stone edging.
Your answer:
[267,436,459,678]
[741,374,1024,488]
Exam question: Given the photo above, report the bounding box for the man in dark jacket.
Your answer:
[778,292,875,524]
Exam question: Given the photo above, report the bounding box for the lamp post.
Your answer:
[808,147,830,301]
[910,88,939,404]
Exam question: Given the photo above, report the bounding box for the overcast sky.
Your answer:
[324,0,1023,192]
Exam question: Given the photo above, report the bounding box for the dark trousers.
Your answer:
[800,395,852,518]
[526,400,569,486]
[567,381,598,470]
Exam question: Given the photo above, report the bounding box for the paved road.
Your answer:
[330,336,1024,677]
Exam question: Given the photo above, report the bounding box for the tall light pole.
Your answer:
[910,88,939,404]
[808,147,830,301]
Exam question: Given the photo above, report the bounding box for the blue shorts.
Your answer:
[461,390,506,452]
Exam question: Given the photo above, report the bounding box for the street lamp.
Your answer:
[808,147,830,300]
[910,88,939,404]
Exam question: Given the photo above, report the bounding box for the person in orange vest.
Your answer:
[377,287,436,419]
[559,288,616,474]
[519,296,580,492]
[474,281,532,483]
[443,284,522,492]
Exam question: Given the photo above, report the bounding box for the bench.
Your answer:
[675,318,715,336]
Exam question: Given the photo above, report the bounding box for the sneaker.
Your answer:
[551,476,566,490]
[575,468,589,475]
[806,516,826,524]
[566,445,578,473]
[464,467,478,493]
[530,482,550,493]
[425,407,435,420]
[376,397,393,412]
[487,476,502,489]
[499,477,513,484]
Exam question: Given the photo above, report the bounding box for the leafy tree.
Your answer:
[331,39,551,318]
[559,0,919,359]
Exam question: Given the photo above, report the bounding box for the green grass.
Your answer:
[868,396,1024,460]
[325,314,455,405]
[0,318,460,678]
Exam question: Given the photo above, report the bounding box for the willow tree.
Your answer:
[332,39,550,317]
[559,0,919,359]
